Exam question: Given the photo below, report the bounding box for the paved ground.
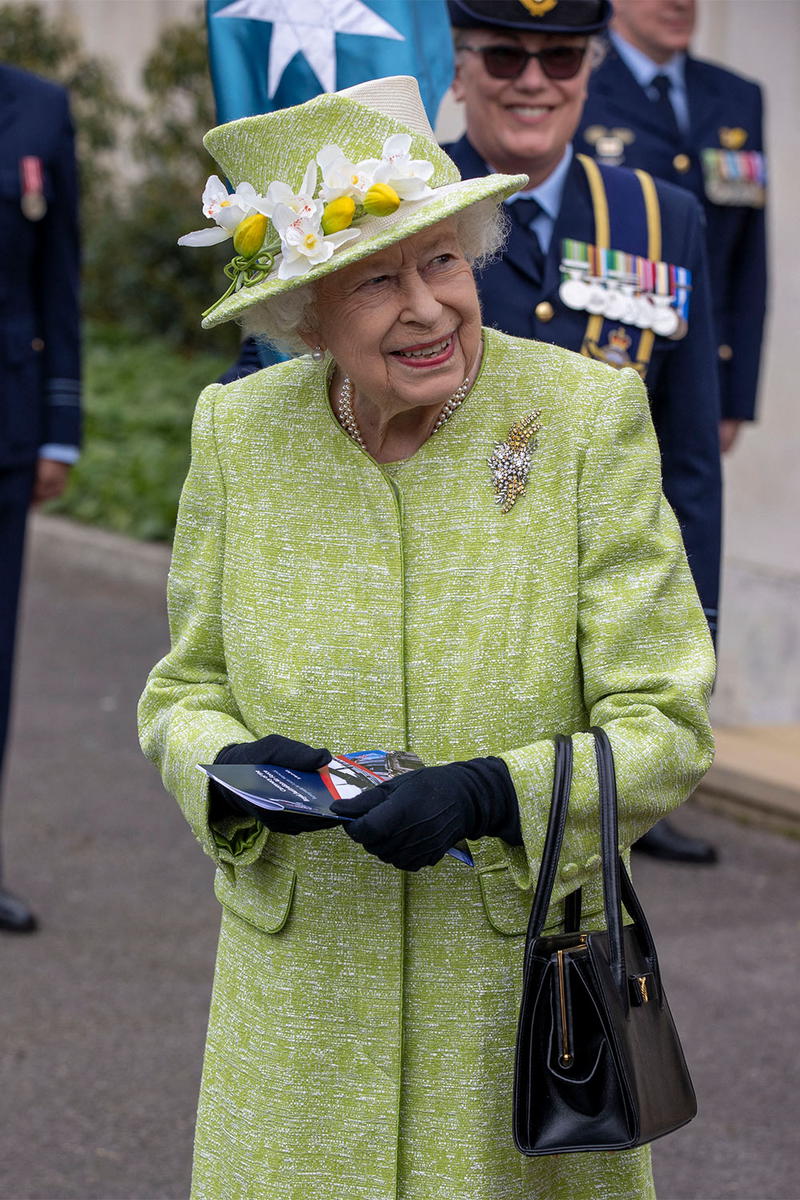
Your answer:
[0,515,798,1200]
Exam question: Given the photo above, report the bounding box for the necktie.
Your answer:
[506,198,545,281]
[650,73,680,135]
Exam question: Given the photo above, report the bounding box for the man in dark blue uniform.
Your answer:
[446,0,720,863]
[576,0,767,453]
[0,64,82,930]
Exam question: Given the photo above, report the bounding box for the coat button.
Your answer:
[585,854,601,870]
[535,301,554,323]
[718,343,733,361]
[31,337,45,352]
[560,862,580,880]
[673,153,691,174]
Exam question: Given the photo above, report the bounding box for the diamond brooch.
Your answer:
[488,409,542,513]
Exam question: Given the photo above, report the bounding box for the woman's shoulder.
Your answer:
[481,327,640,413]
[198,355,320,427]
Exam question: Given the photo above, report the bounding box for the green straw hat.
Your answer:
[182,75,527,329]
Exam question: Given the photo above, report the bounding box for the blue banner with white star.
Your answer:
[206,0,454,127]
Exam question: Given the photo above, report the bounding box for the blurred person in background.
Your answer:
[445,0,720,864]
[0,63,81,932]
[576,0,767,454]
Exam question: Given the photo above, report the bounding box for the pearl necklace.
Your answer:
[337,372,472,453]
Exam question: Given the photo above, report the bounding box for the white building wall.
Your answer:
[6,0,799,722]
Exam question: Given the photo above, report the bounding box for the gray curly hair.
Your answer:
[241,199,508,357]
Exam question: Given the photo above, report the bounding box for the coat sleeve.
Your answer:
[720,83,768,422]
[137,384,269,868]
[649,191,722,631]
[497,365,716,903]
[36,85,82,451]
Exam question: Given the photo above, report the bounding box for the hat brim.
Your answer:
[200,172,527,329]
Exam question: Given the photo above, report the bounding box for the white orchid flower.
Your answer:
[316,143,382,204]
[373,133,435,200]
[179,176,269,247]
[263,158,321,222]
[272,201,361,280]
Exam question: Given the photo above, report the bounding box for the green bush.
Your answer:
[47,323,230,541]
[83,13,239,355]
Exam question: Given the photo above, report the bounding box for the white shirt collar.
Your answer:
[609,29,687,93]
[506,144,573,223]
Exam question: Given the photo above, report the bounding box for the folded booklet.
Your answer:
[199,749,474,866]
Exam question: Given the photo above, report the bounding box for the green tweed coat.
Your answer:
[139,328,715,1200]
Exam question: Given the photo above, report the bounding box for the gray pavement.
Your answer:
[0,514,798,1200]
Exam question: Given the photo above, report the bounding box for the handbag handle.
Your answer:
[526,727,665,1009]
[525,734,573,942]
[593,725,626,994]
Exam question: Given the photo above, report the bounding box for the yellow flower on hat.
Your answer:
[363,183,401,217]
[233,213,269,259]
[321,195,356,234]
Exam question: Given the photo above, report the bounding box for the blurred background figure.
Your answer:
[0,61,81,931]
[576,0,767,454]
[445,0,721,863]
[206,0,455,379]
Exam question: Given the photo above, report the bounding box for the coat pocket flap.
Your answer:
[214,855,296,934]
[477,865,531,935]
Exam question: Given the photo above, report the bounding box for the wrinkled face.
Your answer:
[452,29,592,183]
[612,0,696,62]
[302,220,483,415]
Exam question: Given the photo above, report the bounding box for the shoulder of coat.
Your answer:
[688,55,763,102]
[481,326,631,439]
[210,355,320,425]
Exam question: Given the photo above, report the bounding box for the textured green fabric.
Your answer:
[138,328,715,1199]
[199,86,526,328]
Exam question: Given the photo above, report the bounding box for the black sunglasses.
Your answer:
[461,43,587,81]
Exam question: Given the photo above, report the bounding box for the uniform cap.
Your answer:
[448,0,612,35]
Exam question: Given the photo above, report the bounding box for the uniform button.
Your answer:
[560,862,580,880]
[585,854,601,870]
[673,153,691,174]
[535,301,554,323]
[718,343,733,361]
[31,337,45,352]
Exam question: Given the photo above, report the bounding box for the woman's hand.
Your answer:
[210,734,341,834]
[330,757,521,871]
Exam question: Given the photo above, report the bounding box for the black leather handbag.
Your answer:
[513,727,697,1155]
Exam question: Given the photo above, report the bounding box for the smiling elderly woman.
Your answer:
[138,77,715,1200]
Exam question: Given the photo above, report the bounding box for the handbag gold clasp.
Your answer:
[557,938,586,1068]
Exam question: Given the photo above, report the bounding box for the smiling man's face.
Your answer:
[452,29,593,187]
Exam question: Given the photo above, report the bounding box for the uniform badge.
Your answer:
[702,148,766,208]
[719,126,748,150]
[559,238,691,336]
[584,326,634,370]
[20,156,47,221]
[581,125,635,167]
[519,0,558,15]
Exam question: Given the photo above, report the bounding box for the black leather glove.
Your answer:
[329,756,522,871]
[210,734,340,835]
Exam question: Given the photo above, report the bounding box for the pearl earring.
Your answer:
[311,346,325,363]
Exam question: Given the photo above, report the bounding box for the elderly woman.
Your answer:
[139,75,714,1200]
